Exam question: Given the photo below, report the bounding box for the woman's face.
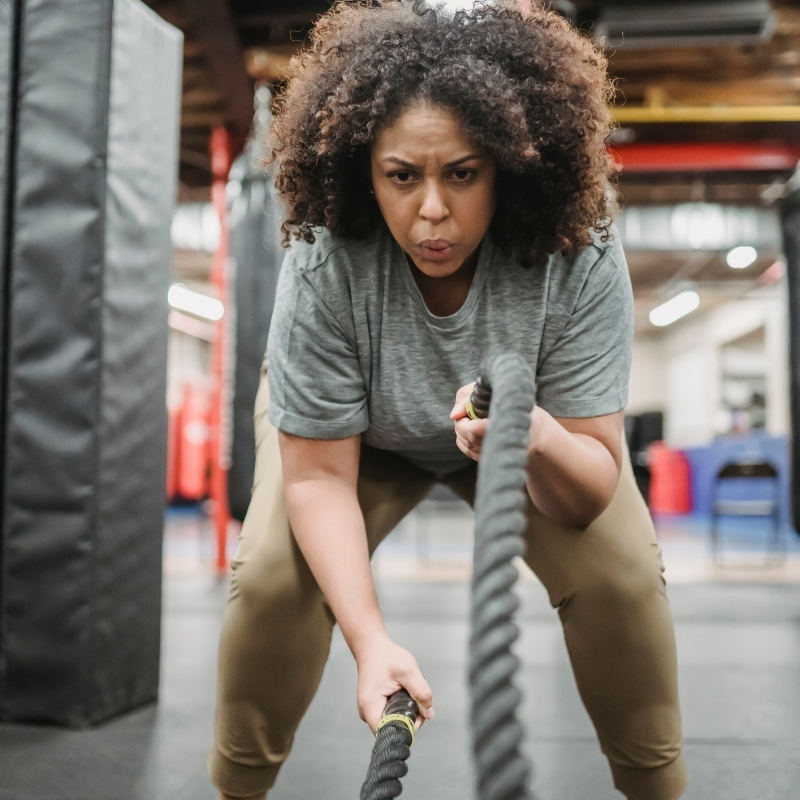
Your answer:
[370,103,497,278]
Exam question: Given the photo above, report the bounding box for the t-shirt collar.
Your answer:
[392,232,494,329]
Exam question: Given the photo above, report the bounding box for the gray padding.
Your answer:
[0,0,182,725]
[781,169,800,535]
[228,149,283,521]
[0,0,19,422]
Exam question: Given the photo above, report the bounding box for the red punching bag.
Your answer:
[648,442,692,514]
[177,381,211,501]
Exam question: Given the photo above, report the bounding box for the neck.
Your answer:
[408,247,480,317]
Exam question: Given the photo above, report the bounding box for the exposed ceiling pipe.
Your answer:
[610,142,800,173]
[612,105,800,124]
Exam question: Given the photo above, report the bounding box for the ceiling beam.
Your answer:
[613,105,800,124]
[616,77,800,108]
[611,142,800,173]
[179,0,253,136]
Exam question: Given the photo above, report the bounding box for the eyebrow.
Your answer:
[381,154,483,169]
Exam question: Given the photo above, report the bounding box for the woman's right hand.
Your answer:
[355,635,434,734]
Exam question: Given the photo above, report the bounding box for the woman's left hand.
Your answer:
[450,382,488,461]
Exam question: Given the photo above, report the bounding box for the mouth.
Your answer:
[419,239,454,262]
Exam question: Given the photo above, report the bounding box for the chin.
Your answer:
[416,260,461,278]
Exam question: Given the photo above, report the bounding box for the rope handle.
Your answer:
[465,373,492,420]
[376,689,419,747]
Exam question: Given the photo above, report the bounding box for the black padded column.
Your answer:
[227,111,284,522]
[782,167,800,535]
[0,0,182,725]
[0,0,21,473]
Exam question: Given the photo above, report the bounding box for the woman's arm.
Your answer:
[278,431,434,731]
[524,408,623,527]
[451,385,624,528]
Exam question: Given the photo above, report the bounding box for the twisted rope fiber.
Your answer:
[360,724,413,800]
[360,353,534,799]
[470,354,535,800]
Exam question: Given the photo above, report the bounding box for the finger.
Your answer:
[363,700,383,735]
[400,671,434,721]
[455,436,471,457]
[453,421,471,443]
[454,418,487,445]
[457,436,481,462]
[454,418,487,442]
[450,382,476,420]
[456,421,487,449]
[460,435,479,453]
[465,418,488,436]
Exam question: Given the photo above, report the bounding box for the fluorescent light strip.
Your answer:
[168,284,224,321]
[649,290,700,327]
[726,245,757,269]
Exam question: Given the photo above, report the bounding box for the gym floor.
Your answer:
[1,503,799,800]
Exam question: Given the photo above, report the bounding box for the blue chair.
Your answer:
[710,460,785,567]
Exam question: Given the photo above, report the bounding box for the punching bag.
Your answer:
[227,86,284,522]
[782,165,800,535]
[0,0,182,725]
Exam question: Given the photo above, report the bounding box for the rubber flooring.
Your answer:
[1,573,799,799]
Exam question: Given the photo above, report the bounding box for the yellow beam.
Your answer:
[612,105,800,123]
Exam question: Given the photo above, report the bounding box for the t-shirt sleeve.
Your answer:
[266,254,368,439]
[536,242,634,418]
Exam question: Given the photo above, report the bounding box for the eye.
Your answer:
[451,168,475,182]
[390,170,415,184]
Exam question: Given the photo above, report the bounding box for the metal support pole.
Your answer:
[209,126,233,570]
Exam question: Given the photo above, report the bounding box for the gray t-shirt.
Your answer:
[267,224,633,475]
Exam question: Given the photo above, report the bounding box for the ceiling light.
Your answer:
[168,284,224,321]
[649,290,700,327]
[726,245,758,269]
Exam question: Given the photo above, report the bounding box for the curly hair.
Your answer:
[269,0,616,268]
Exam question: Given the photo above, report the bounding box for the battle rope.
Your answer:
[360,689,418,800]
[360,353,535,799]
[467,354,535,800]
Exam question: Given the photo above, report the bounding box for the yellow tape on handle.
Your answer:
[376,713,416,747]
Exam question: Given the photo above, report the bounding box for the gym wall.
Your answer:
[0,0,182,725]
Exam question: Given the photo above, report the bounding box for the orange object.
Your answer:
[177,381,211,501]
[209,127,233,571]
[166,405,180,501]
[648,442,692,514]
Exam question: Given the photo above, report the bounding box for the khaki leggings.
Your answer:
[209,369,688,799]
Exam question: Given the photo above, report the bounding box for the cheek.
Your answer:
[458,184,496,236]
[375,190,415,241]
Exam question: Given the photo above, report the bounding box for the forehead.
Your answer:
[372,103,481,160]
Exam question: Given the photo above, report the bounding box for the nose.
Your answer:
[419,179,449,224]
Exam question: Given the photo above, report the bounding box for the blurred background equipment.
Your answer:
[0,0,182,725]
[782,165,800,533]
[710,459,784,565]
[624,411,664,501]
[227,85,284,523]
[151,0,800,538]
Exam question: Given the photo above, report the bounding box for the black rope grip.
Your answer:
[466,373,493,420]
[360,690,419,800]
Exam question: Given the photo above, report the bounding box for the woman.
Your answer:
[209,2,687,799]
